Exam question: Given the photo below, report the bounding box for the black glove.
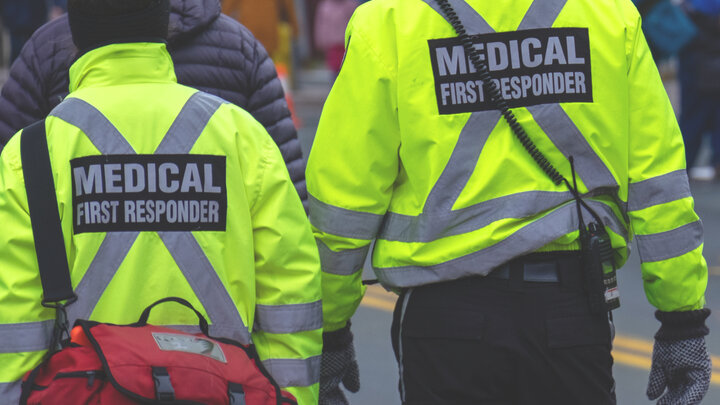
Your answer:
[647,309,712,405]
[320,322,360,405]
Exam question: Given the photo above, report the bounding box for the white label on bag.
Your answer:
[152,332,227,363]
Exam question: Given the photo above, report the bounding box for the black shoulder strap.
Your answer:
[20,120,76,305]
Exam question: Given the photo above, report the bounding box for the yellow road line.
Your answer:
[611,349,652,369]
[614,335,653,354]
[361,286,720,384]
[365,285,399,300]
[362,294,396,312]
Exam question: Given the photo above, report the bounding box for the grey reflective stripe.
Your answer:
[383,190,576,242]
[0,380,21,404]
[527,104,618,191]
[317,240,369,276]
[517,0,568,30]
[425,111,501,211]
[309,195,384,240]
[153,324,251,338]
[67,232,139,323]
[0,320,53,353]
[375,201,623,288]
[628,170,692,212]
[155,92,226,154]
[255,301,323,334]
[158,231,252,344]
[397,289,413,403]
[421,0,494,35]
[156,95,250,343]
[49,98,135,154]
[262,355,321,387]
[636,221,704,263]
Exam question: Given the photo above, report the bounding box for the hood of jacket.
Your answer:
[169,0,221,43]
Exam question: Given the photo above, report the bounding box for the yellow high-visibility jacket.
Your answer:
[0,43,322,404]
[307,0,707,332]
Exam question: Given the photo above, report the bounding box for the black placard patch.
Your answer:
[429,28,592,114]
[71,154,227,234]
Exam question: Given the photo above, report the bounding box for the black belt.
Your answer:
[487,252,581,283]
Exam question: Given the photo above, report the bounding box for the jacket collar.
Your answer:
[68,43,177,93]
[169,0,221,43]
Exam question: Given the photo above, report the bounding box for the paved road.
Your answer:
[294,69,720,404]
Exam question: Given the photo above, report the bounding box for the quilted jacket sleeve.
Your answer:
[244,38,308,211]
[0,16,74,151]
[0,38,48,149]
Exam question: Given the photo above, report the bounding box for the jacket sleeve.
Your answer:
[245,116,322,405]
[0,134,55,404]
[0,37,49,150]
[625,12,707,312]
[245,37,308,210]
[306,12,401,332]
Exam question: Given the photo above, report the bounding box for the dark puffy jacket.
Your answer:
[0,0,307,205]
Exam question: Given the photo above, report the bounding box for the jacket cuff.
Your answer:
[323,321,353,351]
[654,308,711,341]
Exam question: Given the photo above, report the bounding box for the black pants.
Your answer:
[391,254,616,405]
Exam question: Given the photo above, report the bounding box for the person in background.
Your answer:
[679,0,720,179]
[0,0,47,62]
[313,0,358,79]
[49,0,68,19]
[0,0,308,210]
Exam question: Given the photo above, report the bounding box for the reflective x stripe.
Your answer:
[0,380,21,404]
[255,301,323,334]
[317,240,369,276]
[394,0,619,240]
[517,0,568,29]
[0,320,53,353]
[425,112,501,212]
[50,98,135,154]
[155,92,226,154]
[636,221,704,263]
[67,232,139,325]
[309,195,384,240]
[158,231,251,344]
[263,355,322,387]
[48,93,253,345]
[527,104,618,191]
[628,170,691,212]
[376,201,622,288]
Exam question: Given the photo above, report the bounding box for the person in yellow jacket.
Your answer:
[0,0,322,404]
[307,0,711,403]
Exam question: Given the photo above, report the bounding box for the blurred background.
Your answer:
[0,0,718,403]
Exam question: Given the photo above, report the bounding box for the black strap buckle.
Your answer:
[152,367,175,402]
[228,383,247,405]
[41,296,77,353]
